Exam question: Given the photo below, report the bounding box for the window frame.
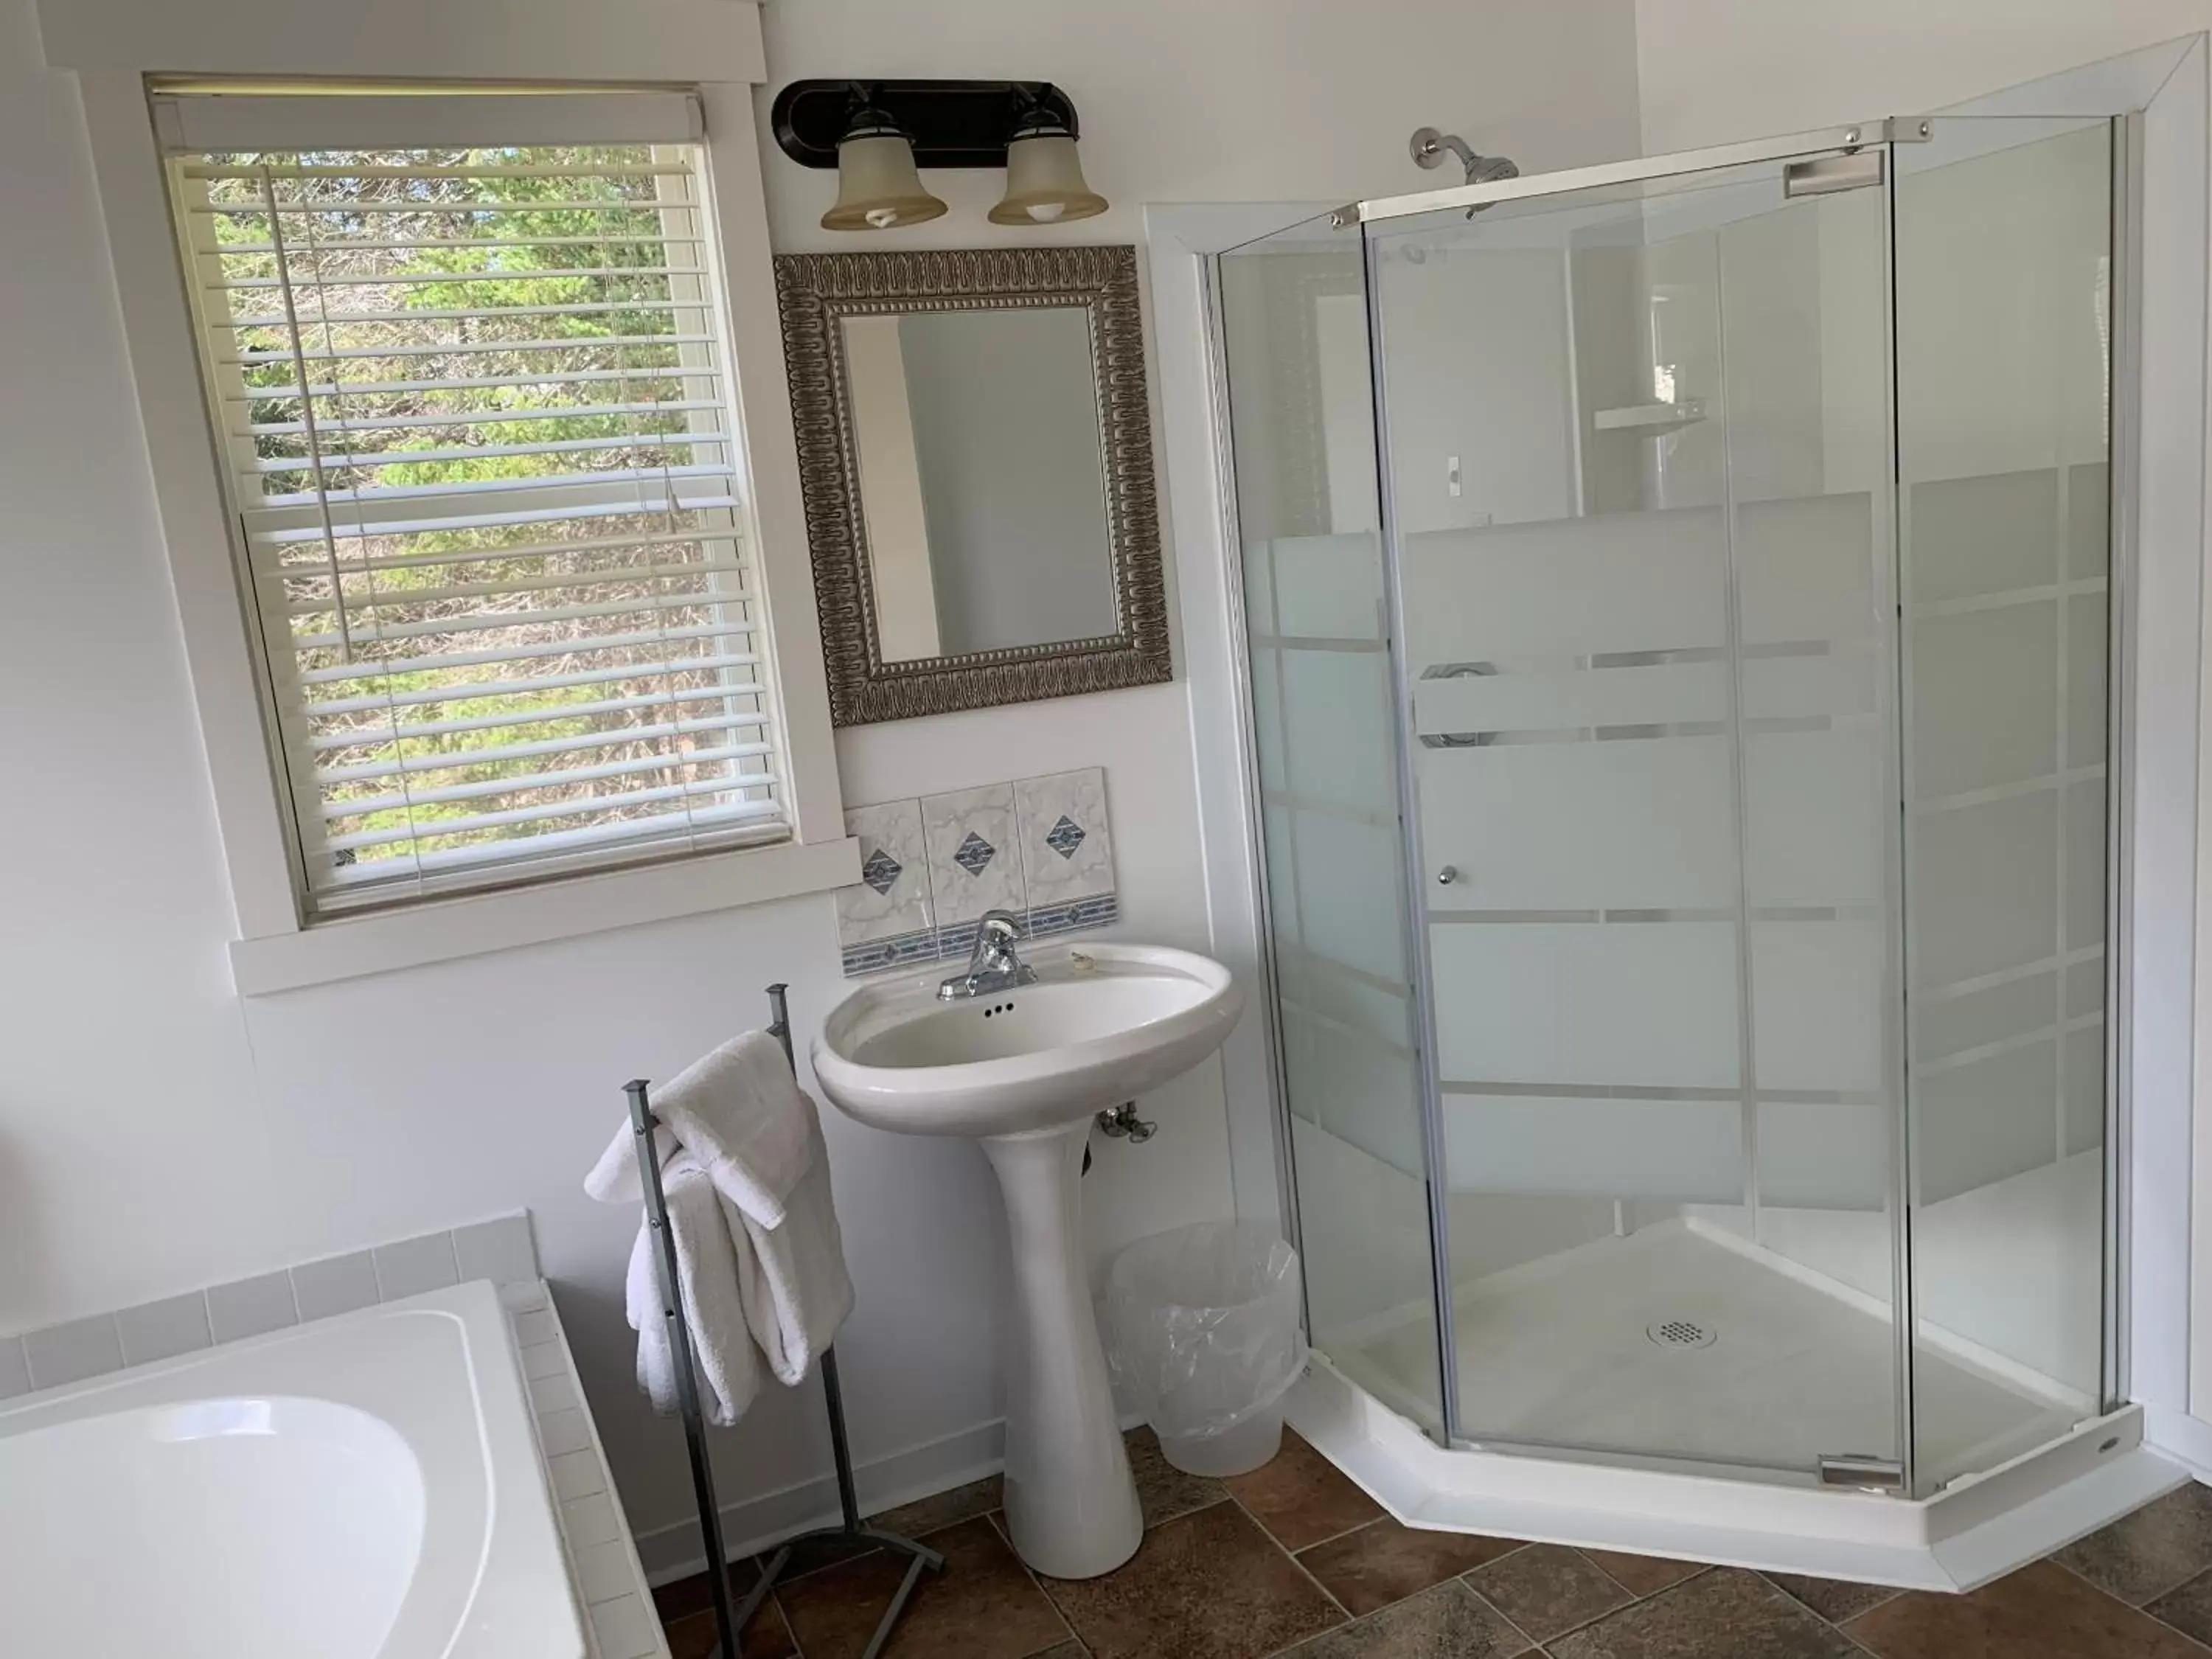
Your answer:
[47,0,855,993]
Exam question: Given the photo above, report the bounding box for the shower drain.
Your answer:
[1646,1318,1717,1350]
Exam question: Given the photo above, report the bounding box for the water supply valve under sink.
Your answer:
[1095,1102,1157,1143]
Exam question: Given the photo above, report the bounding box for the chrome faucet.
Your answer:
[938,908,1037,1001]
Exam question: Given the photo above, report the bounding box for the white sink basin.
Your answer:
[813,942,1241,1138]
[812,939,1242,1583]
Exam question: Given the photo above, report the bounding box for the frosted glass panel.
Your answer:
[1911,793,2061,989]
[1417,739,1737,912]
[1910,601,2061,796]
[1750,919,1885,1096]
[1916,1039,2061,1204]
[1399,511,1726,664]
[1221,225,1445,1434]
[1736,493,1878,641]
[1443,1096,1743,1202]
[1759,1102,1888,1209]
[1916,970,2056,1062]
[1415,660,1730,735]
[1281,648,1397,811]
[1273,532,1386,639]
[1897,115,2112,1485]
[1743,729,1883,905]
[1292,810,1408,984]
[1431,922,1742,1089]
[1909,469,2059,602]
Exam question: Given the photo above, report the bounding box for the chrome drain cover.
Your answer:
[1646,1318,1716,1350]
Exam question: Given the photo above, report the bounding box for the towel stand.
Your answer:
[625,981,944,1659]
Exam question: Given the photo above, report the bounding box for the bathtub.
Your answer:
[0,1279,586,1659]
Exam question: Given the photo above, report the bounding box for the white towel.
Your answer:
[588,1030,855,1427]
[732,1107,850,1387]
[627,1153,762,1427]
[586,1031,818,1228]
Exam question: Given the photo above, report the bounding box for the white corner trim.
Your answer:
[231,835,858,995]
[695,82,847,847]
[2142,1402,2212,1484]
[35,0,765,84]
[1143,204,1330,1239]
[2127,35,2208,1422]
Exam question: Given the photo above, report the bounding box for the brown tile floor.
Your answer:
[655,1432,2212,1659]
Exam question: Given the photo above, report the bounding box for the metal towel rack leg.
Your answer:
[624,981,945,1659]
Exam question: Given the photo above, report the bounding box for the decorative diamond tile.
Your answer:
[860,847,903,896]
[1012,768,1112,911]
[1044,815,1087,860]
[953,832,996,876]
[838,799,933,970]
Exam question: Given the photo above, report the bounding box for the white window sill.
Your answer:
[229,835,859,995]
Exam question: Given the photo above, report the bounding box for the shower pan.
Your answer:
[1211,93,2185,1587]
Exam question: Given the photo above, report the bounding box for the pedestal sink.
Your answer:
[813,941,1242,1579]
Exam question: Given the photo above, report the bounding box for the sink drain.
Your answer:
[1646,1318,1716,1350]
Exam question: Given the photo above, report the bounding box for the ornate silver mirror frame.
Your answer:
[773,246,1170,726]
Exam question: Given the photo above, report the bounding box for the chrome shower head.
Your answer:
[1409,127,1518,187]
[1408,128,1519,215]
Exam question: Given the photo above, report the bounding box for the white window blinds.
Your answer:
[164,100,787,915]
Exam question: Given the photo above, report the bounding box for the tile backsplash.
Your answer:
[837,765,1119,976]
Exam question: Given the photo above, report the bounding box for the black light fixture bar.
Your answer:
[771,80,1079,170]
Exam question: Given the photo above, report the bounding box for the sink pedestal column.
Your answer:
[981,1116,1143,1579]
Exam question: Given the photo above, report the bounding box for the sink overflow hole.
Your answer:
[1646,1318,1716,1350]
[981,1001,1015,1018]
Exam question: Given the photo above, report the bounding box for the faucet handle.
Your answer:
[978,908,1024,946]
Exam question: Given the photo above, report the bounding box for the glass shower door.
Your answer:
[1366,150,1910,1476]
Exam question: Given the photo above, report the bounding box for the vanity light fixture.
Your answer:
[989,96,1107,225]
[773,80,1106,230]
[820,92,946,231]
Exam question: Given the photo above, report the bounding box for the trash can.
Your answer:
[1103,1220,1308,1477]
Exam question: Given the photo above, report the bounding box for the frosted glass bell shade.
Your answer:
[823,133,947,232]
[989,133,1108,226]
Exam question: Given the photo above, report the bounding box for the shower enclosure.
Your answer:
[1218,114,2121,1501]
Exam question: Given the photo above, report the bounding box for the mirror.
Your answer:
[844,308,1116,661]
[776,247,1169,725]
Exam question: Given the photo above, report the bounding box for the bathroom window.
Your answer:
[100,77,851,989]
[168,99,790,914]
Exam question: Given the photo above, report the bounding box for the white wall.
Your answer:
[1634,1,2212,155]
[0,0,1644,1561]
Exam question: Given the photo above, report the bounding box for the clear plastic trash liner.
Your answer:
[1104,1220,1307,1476]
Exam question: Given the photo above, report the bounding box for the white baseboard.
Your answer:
[2142,1405,2212,1485]
[632,1406,1152,1584]
[633,1415,1006,1584]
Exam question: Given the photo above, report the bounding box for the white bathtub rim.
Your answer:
[0,1279,585,1659]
